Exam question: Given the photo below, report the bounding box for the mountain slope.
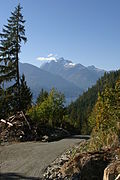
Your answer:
[41,58,105,89]
[67,69,120,134]
[19,63,82,101]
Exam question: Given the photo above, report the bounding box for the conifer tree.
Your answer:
[36,89,48,105]
[88,83,120,133]
[0,4,27,111]
[19,74,32,112]
[114,78,120,120]
[88,80,120,149]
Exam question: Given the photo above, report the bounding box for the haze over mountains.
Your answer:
[19,57,105,103]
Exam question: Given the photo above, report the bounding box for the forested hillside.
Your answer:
[67,70,120,134]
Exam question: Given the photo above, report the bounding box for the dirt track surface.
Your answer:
[0,137,83,179]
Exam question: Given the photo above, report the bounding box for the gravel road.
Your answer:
[0,137,83,179]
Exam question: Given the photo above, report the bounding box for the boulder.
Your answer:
[42,135,49,142]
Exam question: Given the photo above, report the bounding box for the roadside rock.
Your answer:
[43,143,82,179]
[43,143,120,180]
[41,128,70,142]
[42,135,49,142]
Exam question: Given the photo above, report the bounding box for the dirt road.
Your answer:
[0,137,83,179]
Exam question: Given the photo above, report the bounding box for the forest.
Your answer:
[67,70,120,134]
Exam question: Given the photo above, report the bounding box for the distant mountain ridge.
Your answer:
[19,62,82,103]
[40,57,105,90]
[18,58,105,103]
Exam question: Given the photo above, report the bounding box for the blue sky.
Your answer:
[0,0,120,70]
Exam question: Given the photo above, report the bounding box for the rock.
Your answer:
[42,135,49,142]
[103,160,120,180]
[43,145,77,179]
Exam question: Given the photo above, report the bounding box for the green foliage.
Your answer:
[0,88,12,118]
[0,4,27,116]
[0,4,32,118]
[67,70,120,134]
[89,78,120,131]
[115,79,120,120]
[27,88,65,127]
[36,88,48,105]
[19,74,32,112]
[87,77,120,150]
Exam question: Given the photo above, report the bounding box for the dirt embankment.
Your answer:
[43,140,120,180]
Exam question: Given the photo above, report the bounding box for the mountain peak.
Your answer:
[40,57,105,89]
[87,65,96,69]
[87,65,105,72]
[56,57,72,64]
[58,57,65,61]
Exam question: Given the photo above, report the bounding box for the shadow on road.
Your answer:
[0,173,42,180]
[66,135,90,140]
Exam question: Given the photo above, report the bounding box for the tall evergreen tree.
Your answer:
[19,74,32,112]
[0,4,27,112]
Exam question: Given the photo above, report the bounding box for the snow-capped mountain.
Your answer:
[19,62,83,103]
[41,57,85,70]
[41,57,105,90]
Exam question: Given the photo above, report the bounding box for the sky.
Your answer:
[0,0,120,71]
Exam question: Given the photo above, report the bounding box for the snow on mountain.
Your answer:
[41,57,105,90]
[64,62,76,68]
